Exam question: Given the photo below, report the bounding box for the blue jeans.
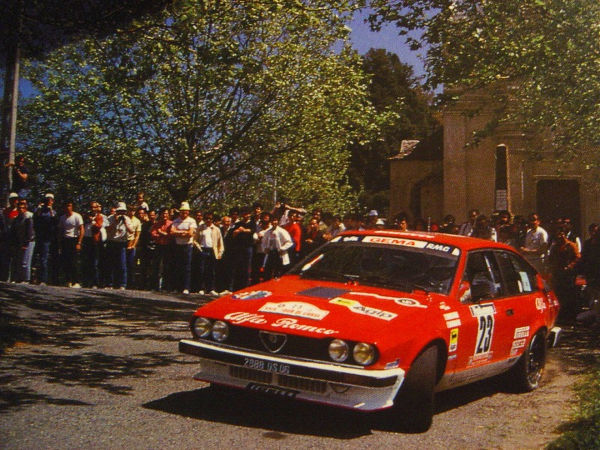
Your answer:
[36,240,51,283]
[15,241,35,282]
[107,241,127,288]
[126,247,136,288]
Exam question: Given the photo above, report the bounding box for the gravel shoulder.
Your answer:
[0,282,598,449]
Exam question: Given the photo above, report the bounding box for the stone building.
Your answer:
[390,92,600,235]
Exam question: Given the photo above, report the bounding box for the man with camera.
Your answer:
[105,202,134,289]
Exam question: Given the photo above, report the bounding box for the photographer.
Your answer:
[106,202,134,289]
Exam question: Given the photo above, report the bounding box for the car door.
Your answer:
[491,250,543,360]
[450,250,512,385]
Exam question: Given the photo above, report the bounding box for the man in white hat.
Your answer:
[105,202,134,289]
[169,201,197,294]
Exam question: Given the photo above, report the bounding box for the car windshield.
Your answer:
[290,241,459,294]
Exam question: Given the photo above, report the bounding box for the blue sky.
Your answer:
[348,9,426,78]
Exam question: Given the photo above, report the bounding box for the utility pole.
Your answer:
[0,0,22,207]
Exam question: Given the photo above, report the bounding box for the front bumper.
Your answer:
[179,339,405,411]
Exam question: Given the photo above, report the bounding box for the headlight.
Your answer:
[328,339,349,362]
[192,317,212,338]
[211,320,229,342]
[353,342,376,365]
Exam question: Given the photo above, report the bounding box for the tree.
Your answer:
[349,48,441,213]
[368,0,600,164]
[18,0,384,212]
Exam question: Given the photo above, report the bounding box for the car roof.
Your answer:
[338,229,515,252]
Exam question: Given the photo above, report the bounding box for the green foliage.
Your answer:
[547,366,600,449]
[18,0,382,212]
[349,48,441,213]
[368,0,600,163]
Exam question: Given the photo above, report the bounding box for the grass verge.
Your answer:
[547,365,600,449]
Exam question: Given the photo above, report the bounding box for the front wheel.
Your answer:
[391,345,438,432]
[509,330,547,392]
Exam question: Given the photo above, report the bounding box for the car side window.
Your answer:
[507,251,538,293]
[495,251,523,296]
[463,251,503,301]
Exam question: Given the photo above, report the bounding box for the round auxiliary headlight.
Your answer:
[192,317,212,338]
[211,321,230,342]
[353,342,376,365]
[328,339,349,362]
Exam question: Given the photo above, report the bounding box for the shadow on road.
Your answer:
[0,282,203,412]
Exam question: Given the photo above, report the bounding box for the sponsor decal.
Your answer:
[393,297,427,308]
[330,297,397,321]
[448,354,457,361]
[424,243,452,253]
[449,328,459,352]
[444,311,461,328]
[246,383,299,398]
[341,291,427,309]
[439,302,451,311]
[470,303,495,358]
[232,290,272,300]
[469,303,497,317]
[363,236,427,248]
[514,326,530,339]
[535,297,547,312]
[510,338,527,356]
[224,312,339,335]
[468,352,493,366]
[259,302,329,320]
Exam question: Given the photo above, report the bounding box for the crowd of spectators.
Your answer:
[0,188,596,323]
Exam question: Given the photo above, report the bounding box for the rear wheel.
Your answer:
[510,330,546,392]
[392,346,438,432]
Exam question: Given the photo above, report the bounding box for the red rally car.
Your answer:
[179,230,561,431]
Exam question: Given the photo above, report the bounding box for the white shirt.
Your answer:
[172,216,197,245]
[199,226,213,248]
[59,212,84,238]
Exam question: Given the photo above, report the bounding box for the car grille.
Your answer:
[224,325,344,363]
[229,366,273,384]
[277,374,327,393]
[228,366,328,394]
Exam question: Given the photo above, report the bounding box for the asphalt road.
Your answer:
[0,282,594,449]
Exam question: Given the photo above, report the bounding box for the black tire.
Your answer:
[392,345,438,432]
[509,330,547,392]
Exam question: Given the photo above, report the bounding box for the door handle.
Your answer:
[506,309,514,316]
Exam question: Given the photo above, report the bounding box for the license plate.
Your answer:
[243,357,290,375]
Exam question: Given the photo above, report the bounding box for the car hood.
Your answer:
[195,275,437,342]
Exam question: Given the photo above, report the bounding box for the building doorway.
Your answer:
[536,179,581,235]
